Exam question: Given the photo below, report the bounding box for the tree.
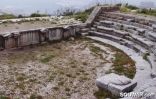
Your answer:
[18,14,24,18]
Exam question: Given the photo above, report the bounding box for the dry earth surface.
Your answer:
[0,17,81,34]
[0,37,135,99]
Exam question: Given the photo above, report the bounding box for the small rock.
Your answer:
[69,37,75,41]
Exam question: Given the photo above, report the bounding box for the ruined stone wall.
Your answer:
[0,24,86,50]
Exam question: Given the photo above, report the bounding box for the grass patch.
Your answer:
[94,88,117,99]
[30,94,43,99]
[53,86,59,91]
[74,12,89,23]
[58,81,64,86]
[89,45,101,54]
[65,87,70,92]
[86,37,136,79]
[16,83,25,90]
[40,55,55,63]
[7,51,37,64]
[143,52,150,61]
[89,44,106,60]
[112,51,135,79]
[16,73,27,81]
[0,96,10,99]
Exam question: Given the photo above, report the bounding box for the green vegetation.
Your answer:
[87,38,136,79]
[89,45,101,54]
[94,88,117,99]
[0,14,16,20]
[89,44,106,60]
[0,12,48,20]
[30,94,43,99]
[138,9,156,16]
[57,6,94,23]
[0,96,10,99]
[125,4,139,10]
[40,54,55,63]
[120,6,131,12]
[112,51,135,79]
[16,75,26,81]
[74,7,94,22]
[143,52,150,61]
[18,14,24,18]
[74,12,89,23]
[30,13,48,17]
[116,3,138,13]
[118,3,156,17]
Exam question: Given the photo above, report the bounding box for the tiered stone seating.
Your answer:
[85,6,156,98]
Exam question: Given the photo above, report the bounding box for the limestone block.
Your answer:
[152,24,156,32]
[40,28,48,33]
[136,78,156,99]
[96,73,137,96]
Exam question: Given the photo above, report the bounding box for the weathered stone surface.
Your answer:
[96,73,137,96]
[86,6,102,26]
[135,78,156,99]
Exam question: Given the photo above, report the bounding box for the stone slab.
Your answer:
[96,73,137,96]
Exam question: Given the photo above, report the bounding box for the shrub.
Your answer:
[74,7,94,23]
[138,9,156,16]
[74,12,88,23]
[94,88,117,99]
[126,5,139,10]
[30,13,48,17]
[18,14,24,18]
[115,3,122,7]
[0,14,16,20]
[120,7,131,12]
[143,52,150,60]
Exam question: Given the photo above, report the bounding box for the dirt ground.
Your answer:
[0,37,135,99]
[0,17,81,34]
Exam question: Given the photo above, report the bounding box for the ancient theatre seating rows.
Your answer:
[84,6,156,98]
[85,6,156,81]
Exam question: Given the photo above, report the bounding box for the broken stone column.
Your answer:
[96,73,137,96]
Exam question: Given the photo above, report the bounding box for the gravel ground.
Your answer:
[0,16,81,34]
[0,38,116,99]
[0,37,135,99]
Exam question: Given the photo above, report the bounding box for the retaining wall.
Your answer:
[0,24,86,50]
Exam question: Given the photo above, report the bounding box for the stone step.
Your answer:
[93,21,101,26]
[95,17,156,44]
[89,31,123,43]
[96,26,129,38]
[127,34,154,50]
[100,12,153,27]
[81,32,89,36]
[90,27,96,31]
[89,31,148,54]
[92,23,154,53]
[98,16,153,31]
[81,28,89,32]
[147,32,156,42]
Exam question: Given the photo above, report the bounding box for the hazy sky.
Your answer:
[0,0,155,15]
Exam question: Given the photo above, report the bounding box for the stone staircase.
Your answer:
[84,6,156,98]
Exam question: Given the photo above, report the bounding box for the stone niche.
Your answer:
[96,73,137,96]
